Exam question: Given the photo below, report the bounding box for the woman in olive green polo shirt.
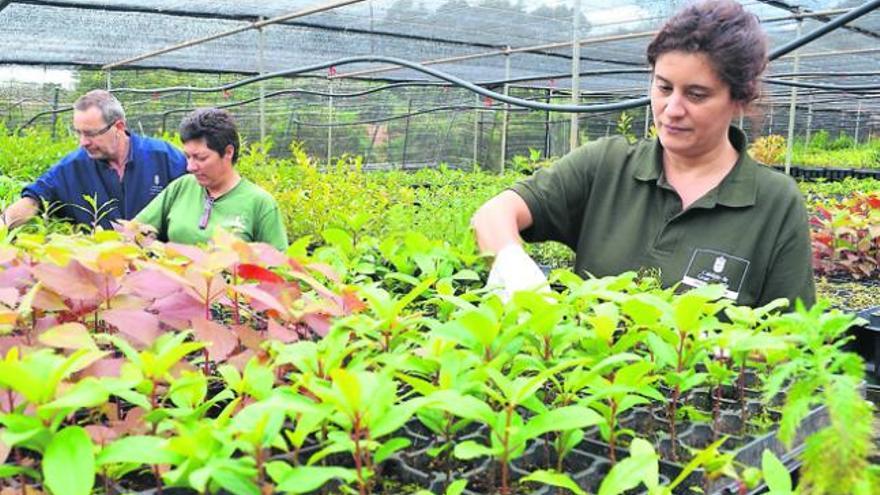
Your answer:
[472,0,815,309]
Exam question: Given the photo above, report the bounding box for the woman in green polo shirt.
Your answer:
[136,108,288,252]
[472,0,815,309]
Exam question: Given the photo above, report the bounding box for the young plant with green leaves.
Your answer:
[432,297,531,366]
[303,367,426,495]
[398,345,485,486]
[348,277,436,353]
[766,302,878,494]
[99,331,205,426]
[72,193,118,233]
[582,360,664,464]
[701,356,738,439]
[647,285,728,460]
[718,298,790,427]
[446,360,603,495]
[0,345,109,494]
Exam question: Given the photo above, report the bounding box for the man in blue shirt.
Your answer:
[0,90,186,230]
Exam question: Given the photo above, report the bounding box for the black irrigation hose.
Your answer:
[116,80,452,96]
[770,71,880,78]
[15,0,880,130]
[763,78,880,92]
[18,82,441,129]
[104,56,652,113]
[151,89,616,129]
[768,0,880,59]
[109,0,880,113]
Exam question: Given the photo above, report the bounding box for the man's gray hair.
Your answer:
[73,90,126,125]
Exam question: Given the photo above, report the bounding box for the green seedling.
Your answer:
[0,346,107,493]
[306,368,426,495]
[99,332,205,421]
[443,359,602,495]
[399,346,484,487]
[353,276,435,352]
[648,284,728,460]
[583,361,664,464]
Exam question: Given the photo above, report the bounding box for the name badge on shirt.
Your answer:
[681,248,749,300]
[148,174,164,197]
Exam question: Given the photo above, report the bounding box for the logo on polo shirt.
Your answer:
[148,174,164,197]
[222,215,247,236]
[713,256,726,273]
[682,248,749,301]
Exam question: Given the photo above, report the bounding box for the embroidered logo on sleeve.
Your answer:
[681,248,749,300]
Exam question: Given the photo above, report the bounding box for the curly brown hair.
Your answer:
[180,108,241,164]
[646,0,768,103]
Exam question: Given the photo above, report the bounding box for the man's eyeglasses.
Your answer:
[73,120,116,138]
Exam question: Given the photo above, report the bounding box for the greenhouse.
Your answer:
[0,0,879,494]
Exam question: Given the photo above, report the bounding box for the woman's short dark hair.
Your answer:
[646,0,768,103]
[179,108,240,164]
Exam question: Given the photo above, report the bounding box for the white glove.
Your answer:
[486,243,549,303]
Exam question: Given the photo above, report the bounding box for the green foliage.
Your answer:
[746,130,880,169]
[616,111,637,144]
[749,134,786,165]
[509,147,554,174]
[761,450,794,495]
[797,376,878,494]
[0,122,78,181]
[43,426,96,495]
[799,177,880,198]
[0,125,876,494]
[810,192,880,279]
[793,133,880,169]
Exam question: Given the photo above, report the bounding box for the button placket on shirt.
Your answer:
[650,185,683,254]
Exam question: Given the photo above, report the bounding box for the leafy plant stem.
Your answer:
[150,381,159,435]
[500,405,512,495]
[233,263,241,325]
[608,399,618,465]
[255,446,266,488]
[352,414,367,495]
[444,413,453,484]
[668,331,687,462]
[668,385,681,462]
[153,465,163,494]
[27,312,35,346]
[738,358,747,428]
[205,278,212,321]
[14,447,25,495]
[713,384,721,441]
[102,467,110,495]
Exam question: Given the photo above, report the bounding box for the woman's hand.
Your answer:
[486,243,549,302]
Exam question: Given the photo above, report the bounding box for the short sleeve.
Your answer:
[135,184,172,239]
[508,143,597,250]
[256,199,289,252]
[759,189,816,308]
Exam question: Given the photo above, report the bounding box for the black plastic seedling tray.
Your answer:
[853,306,880,378]
[388,391,829,495]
